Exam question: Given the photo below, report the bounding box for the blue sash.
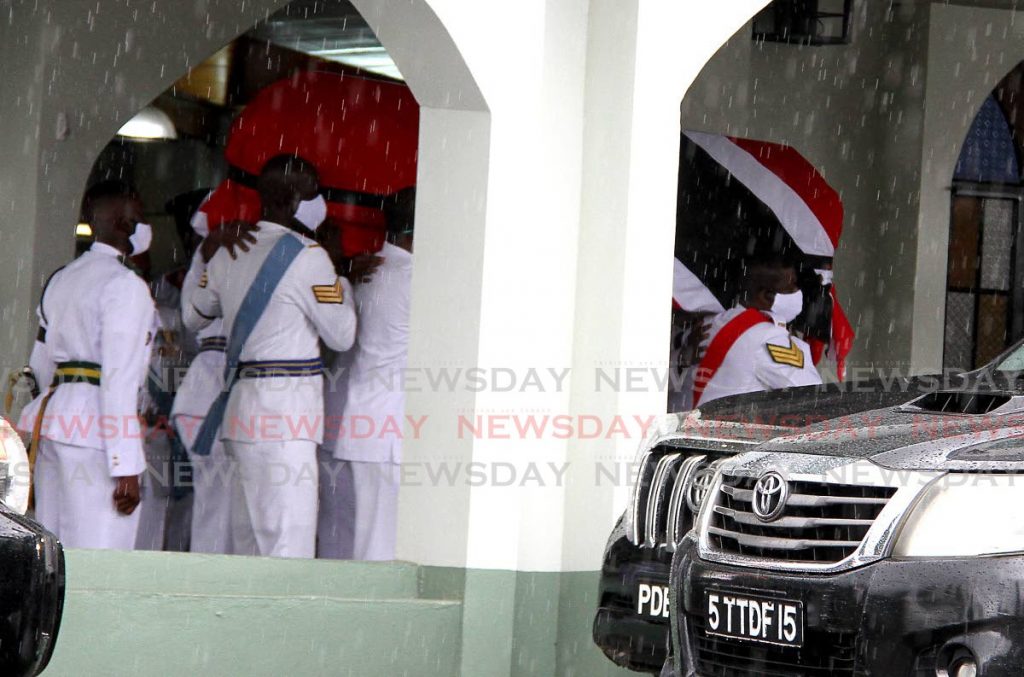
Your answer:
[191,233,305,456]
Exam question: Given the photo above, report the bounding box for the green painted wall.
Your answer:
[418,567,635,677]
[47,551,638,677]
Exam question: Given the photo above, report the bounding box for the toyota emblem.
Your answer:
[751,472,789,522]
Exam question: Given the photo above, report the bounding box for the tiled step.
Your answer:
[64,549,421,599]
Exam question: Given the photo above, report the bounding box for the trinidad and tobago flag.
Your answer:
[674,131,854,379]
[192,71,419,257]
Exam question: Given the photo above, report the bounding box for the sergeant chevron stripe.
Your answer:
[312,279,344,304]
[766,339,805,368]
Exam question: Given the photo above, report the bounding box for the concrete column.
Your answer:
[395,0,589,576]
[562,0,772,572]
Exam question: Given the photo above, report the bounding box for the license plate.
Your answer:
[704,589,803,647]
[636,580,671,619]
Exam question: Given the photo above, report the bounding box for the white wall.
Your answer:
[0,4,48,375]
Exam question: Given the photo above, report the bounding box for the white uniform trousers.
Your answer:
[175,415,235,555]
[318,454,399,561]
[134,430,172,551]
[226,439,318,558]
[33,438,140,550]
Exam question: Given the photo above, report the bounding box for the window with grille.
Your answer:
[943,190,1024,370]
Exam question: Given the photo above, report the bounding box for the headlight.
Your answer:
[0,418,29,514]
[893,474,1024,558]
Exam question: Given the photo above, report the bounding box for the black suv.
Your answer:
[669,341,1024,676]
[593,377,932,673]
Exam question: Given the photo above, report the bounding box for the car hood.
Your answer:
[754,397,1024,471]
[692,377,935,429]
[688,373,1024,471]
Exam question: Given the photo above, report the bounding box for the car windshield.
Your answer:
[993,343,1024,372]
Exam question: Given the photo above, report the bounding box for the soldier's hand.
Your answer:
[200,221,260,262]
[346,253,384,284]
[113,475,141,515]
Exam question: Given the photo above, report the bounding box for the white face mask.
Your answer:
[294,195,327,231]
[771,289,804,324]
[129,222,152,255]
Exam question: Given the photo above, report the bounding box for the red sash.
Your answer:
[692,308,772,407]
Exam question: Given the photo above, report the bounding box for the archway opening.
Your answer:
[671,0,931,406]
[25,0,488,567]
[943,64,1024,370]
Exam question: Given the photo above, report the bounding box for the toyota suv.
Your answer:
[592,375,937,673]
[668,341,1024,676]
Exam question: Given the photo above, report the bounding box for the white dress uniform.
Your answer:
[19,242,154,550]
[183,221,357,558]
[321,242,411,561]
[134,307,174,552]
[697,306,822,407]
[171,250,240,555]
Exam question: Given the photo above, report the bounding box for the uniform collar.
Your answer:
[380,241,413,267]
[257,220,316,245]
[90,241,145,277]
[90,241,126,258]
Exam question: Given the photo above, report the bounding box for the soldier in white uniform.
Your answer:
[19,180,153,549]
[183,155,357,559]
[172,224,258,556]
[321,188,414,561]
[172,249,233,553]
[694,258,822,407]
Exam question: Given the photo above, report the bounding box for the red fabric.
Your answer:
[728,136,844,249]
[692,308,772,407]
[808,338,825,366]
[830,286,855,381]
[198,71,419,256]
[199,179,261,229]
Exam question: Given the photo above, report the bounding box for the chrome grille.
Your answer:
[629,450,713,549]
[706,472,896,564]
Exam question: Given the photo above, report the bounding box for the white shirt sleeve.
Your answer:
[180,249,206,317]
[289,246,357,353]
[28,336,54,394]
[182,249,222,332]
[754,335,823,391]
[99,274,154,477]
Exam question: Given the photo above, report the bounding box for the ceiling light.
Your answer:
[75,223,93,237]
[309,47,403,80]
[117,106,178,140]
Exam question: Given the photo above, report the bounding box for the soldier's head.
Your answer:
[384,186,416,253]
[316,219,345,271]
[81,180,143,255]
[258,154,321,231]
[741,257,798,313]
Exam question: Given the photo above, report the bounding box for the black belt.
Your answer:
[236,358,324,379]
[227,164,387,211]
